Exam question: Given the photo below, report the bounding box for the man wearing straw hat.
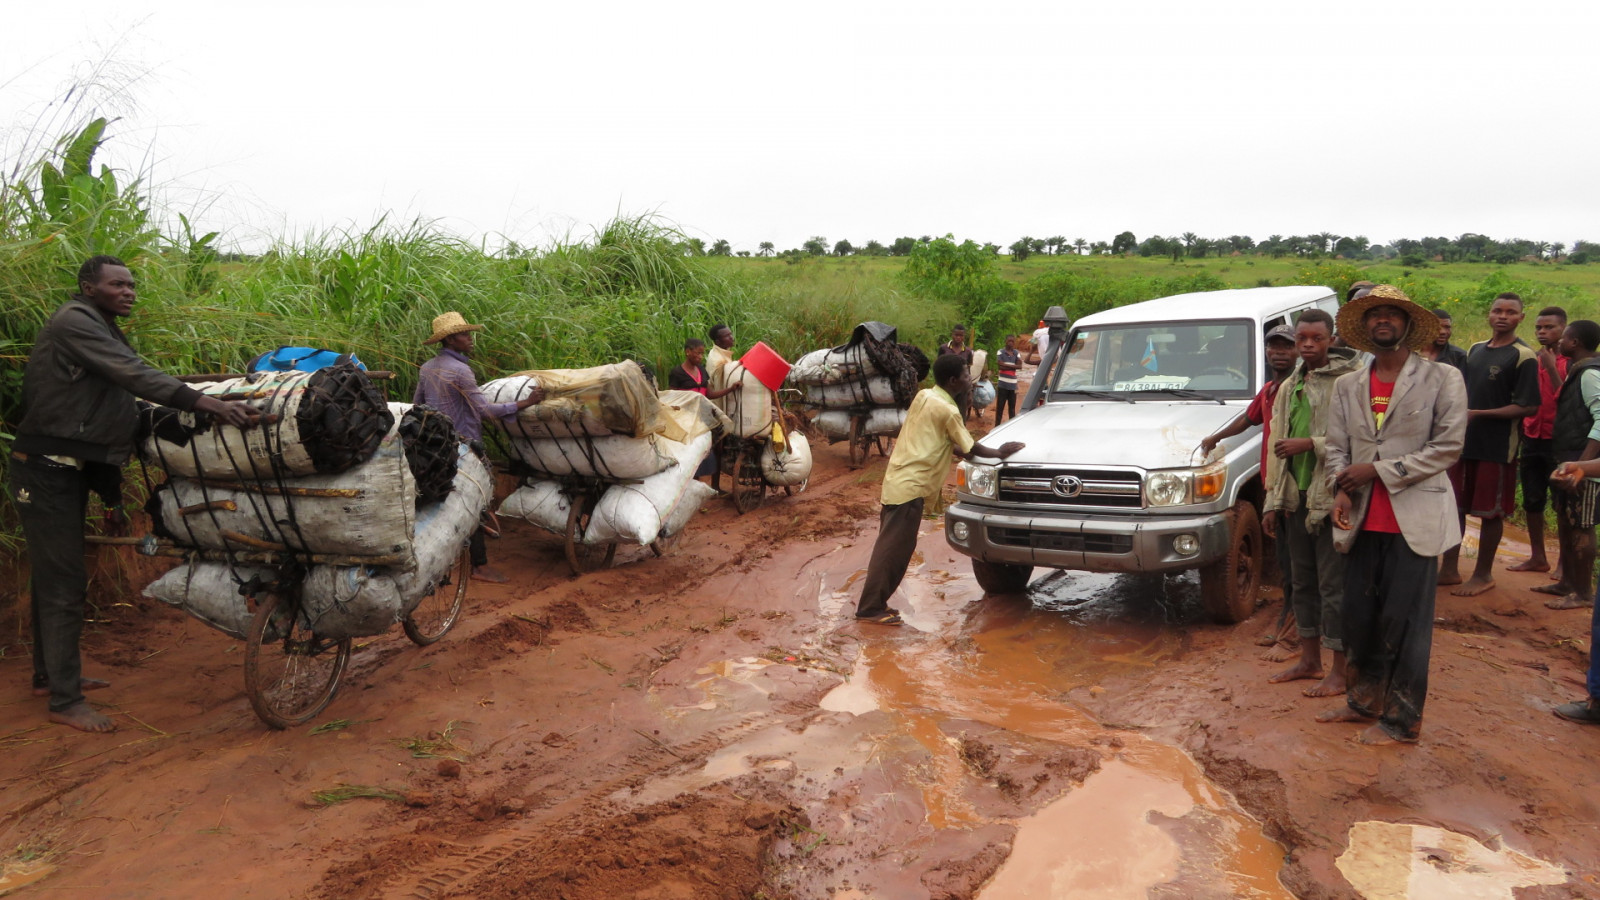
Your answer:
[1318,285,1466,744]
[416,311,544,583]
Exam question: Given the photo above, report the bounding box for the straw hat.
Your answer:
[1335,284,1439,353]
[423,311,484,345]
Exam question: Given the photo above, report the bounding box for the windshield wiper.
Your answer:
[1137,388,1227,405]
[1054,389,1136,404]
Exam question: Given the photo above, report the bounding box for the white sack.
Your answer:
[658,480,716,540]
[968,349,988,382]
[154,411,415,559]
[145,563,271,640]
[143,370,322,478]
[971,379,996,410]
[813,408,906,439]
[585,432,712,546]
[761,432,813,487]
[788,346,878,386]
[392,446,492,612]
[717,363,776,439]
[497,480,571,534]
[483,375,611,439]
[803,377,898,409]
[505,434,671,480]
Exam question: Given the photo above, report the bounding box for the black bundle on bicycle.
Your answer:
[398,404,461,505]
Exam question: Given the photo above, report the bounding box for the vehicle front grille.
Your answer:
[988,527,1133,554]
[997,468,1142,508]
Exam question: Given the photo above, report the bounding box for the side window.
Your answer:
[1263,315,1289,336]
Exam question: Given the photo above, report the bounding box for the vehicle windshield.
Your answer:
[1050,319,1257,399]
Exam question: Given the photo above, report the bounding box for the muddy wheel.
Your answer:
[730,444,767,515]
[243,592,351,730]
[565,492,617,575]
[1200,501,1263,624]
[972,559,1034,594]
[402,546,468,646]
[650,528,683,557]
[847,417,870,468]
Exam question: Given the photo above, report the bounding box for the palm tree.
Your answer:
[1045,236,1065,255]
[1072,238,1088,255]
[758,241,775,257]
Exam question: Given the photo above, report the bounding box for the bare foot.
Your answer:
[1269,659,1323,684]
[1260,642,1297,663]
[1506,558,1550,572]
[1303,670,1348,698]
[1545,593,1593,611]
[1451,576,1496,597]
[1315,705,1373,724]
[471,565,510,584]
[1357,724,1413,745]
[1436,570,1463,586]
[1530,582,1570,596]
[32,677,110,698]
[49,702,116,733]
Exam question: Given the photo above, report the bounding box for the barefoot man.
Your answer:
[12,256,261,732]
[1321,286,1465,744]
[1540,320,1600,611]
[1507,306,1568,576]
[1264,309,1361,697]
[416,311,545,583]
[1200,323,1301,655]
[1440,293,1539,595]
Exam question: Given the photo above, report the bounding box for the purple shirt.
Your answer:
[413,348,518,442]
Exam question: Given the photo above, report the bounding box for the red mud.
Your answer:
[1,396,1597,899]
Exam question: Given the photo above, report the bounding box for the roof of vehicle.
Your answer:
[1071,285,1337,330]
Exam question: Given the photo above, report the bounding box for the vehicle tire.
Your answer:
[243,592,351,730]
[1199,501,1263,624]
[972,558,1034,594]
[402,546,468,646]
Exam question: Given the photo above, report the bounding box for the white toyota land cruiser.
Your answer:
[944,285,1339,623]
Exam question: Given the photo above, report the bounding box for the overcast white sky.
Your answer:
[5,1,1598,255]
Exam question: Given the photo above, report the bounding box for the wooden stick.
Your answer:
[196,480,363,499]
[217,530,288,551]
[177,500,238,515]
[83,536,406,568]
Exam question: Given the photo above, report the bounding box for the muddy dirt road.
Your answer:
[2,416,1599,899]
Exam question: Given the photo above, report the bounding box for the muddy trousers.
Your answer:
[856,498,924,618]
[1341,531,1436,741]
[1283,500,1345,652]
[9,456,91,713]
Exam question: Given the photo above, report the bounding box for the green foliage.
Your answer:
[1288,261,1366,299]
[901,236,1020,348]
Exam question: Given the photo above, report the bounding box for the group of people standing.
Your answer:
[1204,282,1600,742]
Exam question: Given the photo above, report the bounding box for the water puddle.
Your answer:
[1335,821,1566,899]
[819,554,1291,896]
[0,861,56,895]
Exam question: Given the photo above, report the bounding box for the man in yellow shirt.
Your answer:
[855,354,1024,625]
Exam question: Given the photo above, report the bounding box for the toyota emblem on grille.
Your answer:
[1052,475,1084,498]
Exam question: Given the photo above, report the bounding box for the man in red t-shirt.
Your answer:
[1509,306,1569,573]
[1320,286,1466,745]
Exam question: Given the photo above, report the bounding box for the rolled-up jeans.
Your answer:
[1284,493,1345,652]
[10,455,92,712]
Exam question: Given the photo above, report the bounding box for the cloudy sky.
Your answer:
[5,1,1597,254]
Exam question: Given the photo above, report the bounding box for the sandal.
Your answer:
[856,612,904,626]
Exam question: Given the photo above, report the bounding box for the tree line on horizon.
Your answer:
[679,232,1600,266]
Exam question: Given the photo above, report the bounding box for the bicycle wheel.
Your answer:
[730,443,767,515]
[243,592,351,730]
[565,491,617,575]
[847,416,870,468]
[402,546,468,646]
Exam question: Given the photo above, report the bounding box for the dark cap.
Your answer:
[1265,323,1296,344]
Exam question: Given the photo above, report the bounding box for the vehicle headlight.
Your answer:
[961,462,999,499]
[1146,471,1188,507]
[1145,462,1228,507]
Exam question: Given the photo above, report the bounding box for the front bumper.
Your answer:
[943,502,1231,573]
